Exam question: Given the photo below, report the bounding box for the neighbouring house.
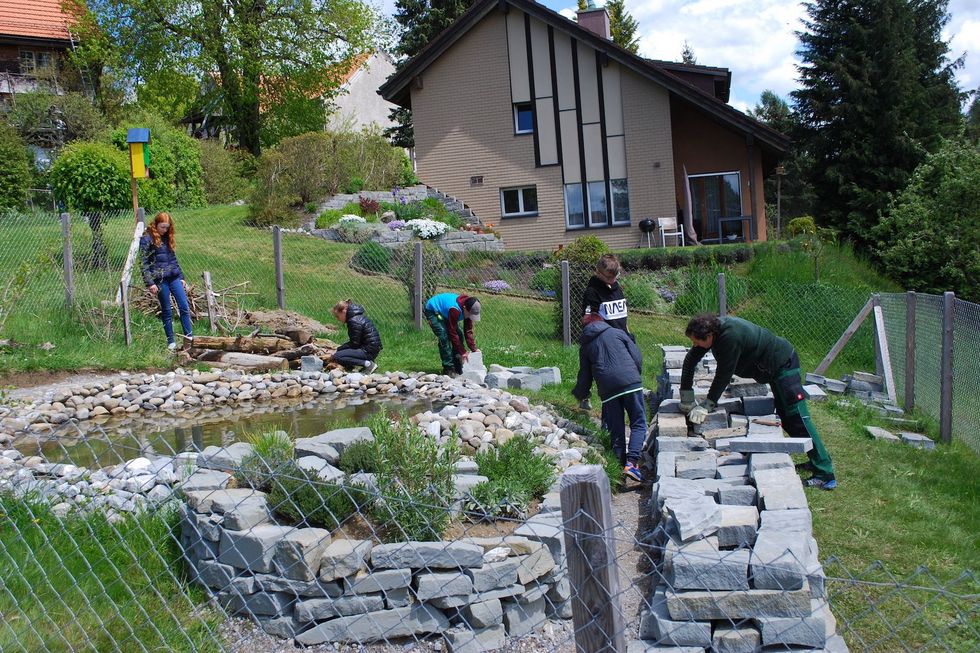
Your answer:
[0,0,79,103]
[379,0,789,251]
[327,51,399,132]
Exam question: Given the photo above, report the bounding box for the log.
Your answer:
[193,350,289,371]
[191,334,294,354]
[277,343,320,361]
[278,328,313,345]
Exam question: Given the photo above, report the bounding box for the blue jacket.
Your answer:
[139,234,184,286]
[572,321,643,402]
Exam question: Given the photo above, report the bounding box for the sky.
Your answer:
[376,0,979,114]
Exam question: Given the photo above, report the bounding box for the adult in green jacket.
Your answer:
[679,314,836,490]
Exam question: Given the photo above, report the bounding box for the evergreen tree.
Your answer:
[607,0,640,54]
[385,0,477,147]
[681,41,697,64]
[966,87,980,144]
[749,90,815,223]
[792,0,962,249]
[749,90,794,134]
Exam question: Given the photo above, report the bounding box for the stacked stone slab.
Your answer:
[804,371,905,418]
[635,346,848,653]
[484,364,562,392]
[180,479,571,647]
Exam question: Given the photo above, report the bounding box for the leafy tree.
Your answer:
[681,41,697,64]
[136,70,201,124]
[0,124,33,210]
[61,0,129,121]
[607,0,639,54]
[874,140,980,301]
[792,0,963,250]
[49,141,130,268]
[385,0,477,147]
[89,0,380,156]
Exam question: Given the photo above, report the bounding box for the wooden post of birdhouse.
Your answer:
[126,128,151,221]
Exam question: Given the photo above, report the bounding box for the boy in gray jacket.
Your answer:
[572,314,647,482]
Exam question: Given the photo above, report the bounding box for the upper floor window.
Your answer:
[500,186,538,217]
[514,103,534,134]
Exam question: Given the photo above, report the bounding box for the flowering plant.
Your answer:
[388,220,407,231]
[339,214,366,224]
[483,280,511,293]
[406,218,450,239]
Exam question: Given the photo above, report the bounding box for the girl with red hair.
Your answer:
[140,212,193,350]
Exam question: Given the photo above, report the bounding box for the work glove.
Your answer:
[679,389,696,414]
[578,398,592,410]
[688,399,717,425]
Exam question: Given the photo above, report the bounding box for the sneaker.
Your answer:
[623,462,644,483]
[364,361,378,374]
[167,342,177,351]
[804,476,837,491]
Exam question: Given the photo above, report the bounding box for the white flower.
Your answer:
[406,218,450,239]
[339,214,367,224]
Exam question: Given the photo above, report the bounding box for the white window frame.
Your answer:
[587,181,608,227]
[564,183,585,229]
[513,102,534,135]
[610,178,631,225]
[500,186,538,218]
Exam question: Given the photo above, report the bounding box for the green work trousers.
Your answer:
[772,363,836,480]
[425,307,461,373]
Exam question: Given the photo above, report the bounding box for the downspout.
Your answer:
[745,133,757,241]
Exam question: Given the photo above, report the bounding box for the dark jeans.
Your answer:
[601,389,647,466]
[157,276,193,345]
[333,348,375,370]
[771,352,835,480]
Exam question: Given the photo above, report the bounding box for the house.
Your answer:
[379,0,789,251]
[0,0,78,102]
[326,52,399,132]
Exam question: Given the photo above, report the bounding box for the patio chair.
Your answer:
[657,217,685,247]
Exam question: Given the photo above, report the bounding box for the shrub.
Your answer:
[475,435,555,500]
[233,430,294,491]
[345,177,366,194]
[6,91,107,148]
[786,216,816,238]
[369,413,458,542]
[463,478,531,520]
[359,196,380,216]
[49,141,129,212]
[110,112,206,210]
[398,151,418,186]
[407,218,449,239]
[530,266,558,292]
[620,275,659,311]
[337,439,378,474]
[269,464,369,530]
[550,235,611,339]
[196,140,253,204]
[874,140,980,301]
[351,241,391,274]
[0,124,32,210]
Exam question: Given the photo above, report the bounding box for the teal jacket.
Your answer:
[680,317,795,403]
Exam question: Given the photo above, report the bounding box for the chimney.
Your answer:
[576,1,610,40]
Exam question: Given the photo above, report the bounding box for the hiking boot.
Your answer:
[364,361,378,374]
[623,462,644,483]
[167,342,177,351]
[804,476,837,491]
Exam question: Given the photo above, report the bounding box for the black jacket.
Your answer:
[582,275,631,336]
[139,234,184,286]
[338,303,382,358]
[572,321,643,402]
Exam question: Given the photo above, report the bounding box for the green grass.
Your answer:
[0,498,222,652]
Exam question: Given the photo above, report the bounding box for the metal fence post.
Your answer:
[561,261,571,346]
[413,242,423,330]
[273,226,285,310]
[905,291,916,411]
[560,465,625,653]
[60,212,74,309]
[718,272,727,317]
[940,291,954,444]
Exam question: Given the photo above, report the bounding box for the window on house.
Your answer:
[19,50,53,75]
[587,181,607,227]
[500,186,538,217]
[610,179,631,224]
[514,103,534,134]
[689,172,742,240]
[564,184,585,228]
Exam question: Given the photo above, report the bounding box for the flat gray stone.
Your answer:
[220,496,270,531]
[196,560,255,594]
[899,431,935,449]
[343,569,413,594]
[656,436,708,453]
[485,372,513,389]
[275,528,331,581]
[467,558,521,592]
[665,583,812,620]
[628,643,706,653]
[219,524,296,573]
[319,539,373,581]
[663,494,721,542]
[666,539,750,590]
[502,596,545,637]
[444,624,506,653]
[254,574,343,597]
[428,583,525,609]
[295,593,386,622]
[294,604,448,644]
[181,470,232,493]
[804,384,828,401]
[716,463,749,479]
[534,367,561,385]
[865,426,900,441]
[638,587,711,646]
[751,529,811,590]
[197,442,253,472]
[295,455,345,483]
[754,468,808,510]
[219,590,295,617]
[184,488,255,514]
[713,625,761,653]
[748,452,794,475]
[691,409,729,433]
[461,598,504,629]
[370,541,485,569]
[454,474,489,495]
[656,452,677,480]
[727,381,770,397]
[415,571,474,600]
[293,438,341,463]
[717,485,757,506]
[727,437,813,454]
[741,395,776,416]
[658,414,689,438]
[651,476,708,511]
[300,355,323,372]
[514,547,555,584]
[507,374,542,391]
[718,504,759,548]
[756,599,828,648]
[675,452,717,480]
[760,508,813,536]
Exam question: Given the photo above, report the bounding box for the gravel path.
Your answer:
[612,483,654,640]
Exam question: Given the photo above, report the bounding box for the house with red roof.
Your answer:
[0,0,78,101]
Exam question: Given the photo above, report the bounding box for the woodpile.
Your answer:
[133,281,253,332]
[180,329,342,371]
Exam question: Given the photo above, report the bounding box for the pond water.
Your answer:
[16,395,435,470]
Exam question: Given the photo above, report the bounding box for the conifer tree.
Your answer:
[681,41,697,64]
[607,0,640,54]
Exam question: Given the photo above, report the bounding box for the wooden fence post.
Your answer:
[718,272,727,317]
[273,226,285,310]
[561,261,572,347]
[202,271,218,333]
[560,465,625,653]
[121,281,132,347]
[414,242,424,330]
[939,291,954,444]
[905,291,916,411]
[61,212,74,309]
